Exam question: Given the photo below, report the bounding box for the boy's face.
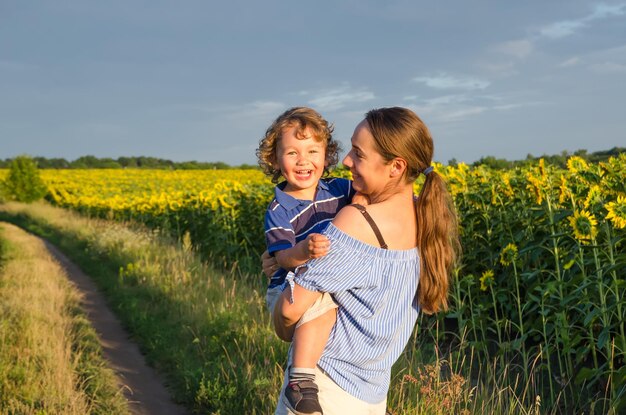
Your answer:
[276,124,327,198]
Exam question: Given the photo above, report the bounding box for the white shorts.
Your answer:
[274,364,387,415]
[266,286,338,328]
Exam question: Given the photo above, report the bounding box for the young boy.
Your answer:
[257,107,356,414]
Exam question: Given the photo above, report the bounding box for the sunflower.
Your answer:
[480,270,495,292]
[567,156,589,174]
[558,174,571,205]
[606,195,626,229]
[526,173,544,205]
[584,185,603,209]
[499,243,518,266]
[568,210,598,242]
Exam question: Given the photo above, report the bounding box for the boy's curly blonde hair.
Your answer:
[256,107,340,183]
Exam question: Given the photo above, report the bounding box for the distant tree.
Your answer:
[71,155,100,168]
[1,155,47,203]
[212,161,230,169]
[574,149,588,158]
[40,157,70,169]
[117,157,138,168]
[236,163,260,170]
[472,156,513,169]
[99,158,122,168]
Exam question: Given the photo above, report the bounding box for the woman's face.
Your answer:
[342,119,391,196]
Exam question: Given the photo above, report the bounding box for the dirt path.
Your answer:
[42,239,189,415]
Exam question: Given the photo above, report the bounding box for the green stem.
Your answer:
[577,246,599,370]
[604,223,626,354]
[546,195,575,404]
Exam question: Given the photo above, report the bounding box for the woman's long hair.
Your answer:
[366,107,460,314]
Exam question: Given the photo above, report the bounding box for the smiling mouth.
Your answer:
[295,169,313,176]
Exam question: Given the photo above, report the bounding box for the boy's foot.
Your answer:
[282,379,323,415]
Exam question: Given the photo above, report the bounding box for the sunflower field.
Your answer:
[1,154,624,411]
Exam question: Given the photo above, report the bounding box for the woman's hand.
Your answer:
[261,250,279,277]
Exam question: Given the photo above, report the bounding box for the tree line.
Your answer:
[1,147,624,170]
[449,146,626,169]
[0,155,259,170]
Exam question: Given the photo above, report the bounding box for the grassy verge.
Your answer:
[0,201,554,414]
[0,201,287,414]
[0,221,127,414]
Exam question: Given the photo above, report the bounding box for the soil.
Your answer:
[42,239,189,415]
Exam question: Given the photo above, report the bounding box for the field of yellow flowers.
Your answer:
[1,155,624,411]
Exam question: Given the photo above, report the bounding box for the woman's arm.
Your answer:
[272,280,322,341]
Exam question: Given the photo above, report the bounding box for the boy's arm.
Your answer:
[274,233,330,271]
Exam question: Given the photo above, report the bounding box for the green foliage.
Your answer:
[0,155,261,170]
[2,155,47,203]
[473,146,626,169]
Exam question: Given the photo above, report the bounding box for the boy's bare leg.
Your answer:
[292,308,337,369]
[283,308,337,414]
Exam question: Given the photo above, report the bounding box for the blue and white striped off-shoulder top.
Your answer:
[294,222,421,404]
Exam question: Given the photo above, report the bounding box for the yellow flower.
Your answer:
[568,210,598,242]
[538,158,547,181]
[606,195,626,229]
[526,174,544,205]
[501,172,515,198]
[499,243,518,266]
[558,174,571,205]
[480,270,495,292]
[583,185,603,209]
[567,156,588,174]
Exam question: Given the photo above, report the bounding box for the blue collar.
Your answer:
[274,179,330,210]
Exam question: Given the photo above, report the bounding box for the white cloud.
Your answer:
[590,3,626,19]
[494,40,533,59]
[589,61,626,73]
[234,100,288,120]
[492,101,546,111]
[559,57,581,67]
[407,93,485,122]
[303,84,375,111]
[540,20,585,39]
[477,61,518,77]
[413,73,490,90]
[248,100,286,114]
[439,107,487,121]
[407,90,543,124]
[539,3,626,39]
[201,100,286,118]
[423,94,472,106]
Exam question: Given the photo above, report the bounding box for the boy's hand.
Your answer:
[261,250,279,277]
[303,233,330,259]
[352,191,370,206]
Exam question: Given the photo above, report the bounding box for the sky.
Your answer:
[1,1,625,165]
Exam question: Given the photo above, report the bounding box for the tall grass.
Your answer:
[0,221,127,414]
[0,202,286,414]
[0,202,545,414]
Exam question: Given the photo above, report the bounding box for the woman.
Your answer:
[271,107,460,414]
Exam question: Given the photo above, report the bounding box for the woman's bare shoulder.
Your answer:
[332,205,372,243]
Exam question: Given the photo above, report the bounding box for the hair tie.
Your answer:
[423,166,434,176]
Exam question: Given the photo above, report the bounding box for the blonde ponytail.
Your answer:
[415,171,460,314]
[365,107,460,314]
